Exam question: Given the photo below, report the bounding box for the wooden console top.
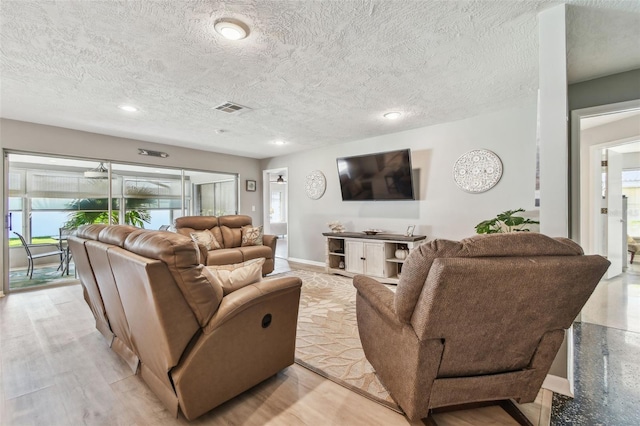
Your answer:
[322,232,426,242]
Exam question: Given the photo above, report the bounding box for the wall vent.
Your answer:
[214,102,250,114]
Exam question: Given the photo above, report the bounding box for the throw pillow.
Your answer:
[241,225,264,247]
[190,230,222,250]
[205,258,265,295]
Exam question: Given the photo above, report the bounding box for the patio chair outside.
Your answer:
[13,231,65,279]
[58,227,77,275]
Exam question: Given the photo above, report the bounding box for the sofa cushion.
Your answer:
[241,225,263,246]
[124,230,224,327]
[76,224,108,240]
[207,248,244,266]
[238,245,273,261]
[220,226,243,248]
[218,215,252,228]
[205,258,265,295]
[99,225,141,247]
[190,229,222,250]
[175,216,219,230]
[210,227,224,248]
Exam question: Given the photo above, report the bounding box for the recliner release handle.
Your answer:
[262,314,272,328]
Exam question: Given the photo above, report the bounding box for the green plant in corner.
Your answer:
[63,197,151,228]
[63,187,155,229]
[475,208,540,234]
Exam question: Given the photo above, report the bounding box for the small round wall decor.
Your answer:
[305,170,326,199]
[453,149,503,193]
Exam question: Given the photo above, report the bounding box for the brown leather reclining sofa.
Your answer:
[69,224,302,420]
[175,215,277,275]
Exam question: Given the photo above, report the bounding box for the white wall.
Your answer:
[538,4,568,237]
[0,119,264,222]
[261,102,538,264]
[581,115,640,148]
[623,152,640,169]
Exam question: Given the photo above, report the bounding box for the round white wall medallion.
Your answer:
[305,170,326,199]
[453,149,503,193]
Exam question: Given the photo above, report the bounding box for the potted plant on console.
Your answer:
[475,208,539,234]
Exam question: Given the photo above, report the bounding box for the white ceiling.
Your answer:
[581,109,640,130]
[1,0,639,159]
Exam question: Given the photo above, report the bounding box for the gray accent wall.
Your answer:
[569,69,640,112]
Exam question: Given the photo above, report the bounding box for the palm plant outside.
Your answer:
[63,197,151,228]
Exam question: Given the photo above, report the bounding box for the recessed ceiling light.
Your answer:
[214,18,249,40]
[118,104,138,112]
[273,140,286,145]
[383,111,402,120]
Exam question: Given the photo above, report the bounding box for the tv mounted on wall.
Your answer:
[336,149,415,201]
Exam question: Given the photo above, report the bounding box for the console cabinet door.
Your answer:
[345,240,364,274]
[364,242,385,277]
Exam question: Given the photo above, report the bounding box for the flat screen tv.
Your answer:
[336,149,415,201]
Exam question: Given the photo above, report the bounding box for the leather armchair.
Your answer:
[354,233,609,422]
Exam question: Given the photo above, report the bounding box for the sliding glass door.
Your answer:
[5,152,238,291]
[193,173,238,217]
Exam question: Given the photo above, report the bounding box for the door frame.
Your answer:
[1,151,7,296]
[575,99,640,253]
[262,167,289,259]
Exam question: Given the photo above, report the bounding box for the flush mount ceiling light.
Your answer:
[273,140,286,145]
[214,18,249,40]
[118,104,138,112]
[383,111,402,120]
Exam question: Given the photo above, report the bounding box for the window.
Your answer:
[195,177,238,217]
[6,153,239,290]
[270,183,286,223]
[623,170,640,236]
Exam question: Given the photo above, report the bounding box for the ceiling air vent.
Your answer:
[213,102,250,114]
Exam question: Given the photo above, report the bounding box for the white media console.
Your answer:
[322,232,427,284]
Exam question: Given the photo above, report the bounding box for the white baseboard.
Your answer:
[287,257,325,268]
[542,374,573,397]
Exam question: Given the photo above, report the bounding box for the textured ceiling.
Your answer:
[1,0,639,159]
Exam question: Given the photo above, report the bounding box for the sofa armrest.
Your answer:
[262,234,278,256]
[353,275,398,326]
[204,276,301,333]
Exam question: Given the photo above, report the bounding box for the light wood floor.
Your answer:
[0,282,551,425]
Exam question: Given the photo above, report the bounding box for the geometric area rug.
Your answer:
[279,269,402,413]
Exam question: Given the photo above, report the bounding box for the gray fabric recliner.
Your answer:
[354,233,609,422]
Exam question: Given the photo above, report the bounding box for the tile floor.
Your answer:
[551,261,640,425]
[8,242,640,424]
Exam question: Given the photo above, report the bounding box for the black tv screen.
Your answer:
[336,149,415,201]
